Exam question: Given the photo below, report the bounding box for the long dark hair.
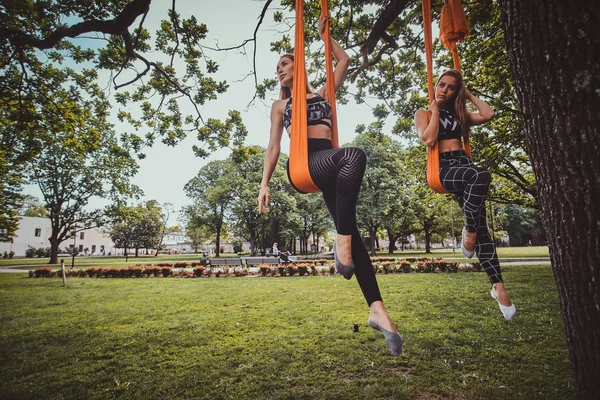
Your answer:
[435,69,470,137]
[278,54,314,100]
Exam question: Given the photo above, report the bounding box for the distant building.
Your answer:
[0,216,118,257]
[0,216,253,257]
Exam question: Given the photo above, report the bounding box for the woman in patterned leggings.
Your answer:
[414,69,516,320]
[257,16,403,355]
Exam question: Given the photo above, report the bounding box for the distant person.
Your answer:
[272,242,279,257]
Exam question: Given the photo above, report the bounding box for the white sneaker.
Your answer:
[461,228,475,259]
[491,288,516,320]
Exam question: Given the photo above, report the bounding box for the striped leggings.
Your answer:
[439,150,503,284]
[288,138,382,305]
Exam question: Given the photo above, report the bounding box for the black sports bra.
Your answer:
[437,109,463,141]
[282,94,333,130]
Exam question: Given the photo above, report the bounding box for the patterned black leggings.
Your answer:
[288,138,382,305]
[439,150,503,284]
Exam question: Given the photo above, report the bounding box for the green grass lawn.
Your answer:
[0,265,573,399]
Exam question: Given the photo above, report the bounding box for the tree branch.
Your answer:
[6,0,152,50]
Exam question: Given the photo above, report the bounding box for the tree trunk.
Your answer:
[215,226,221,257]
[387,232,396,254]
[49,236,60,265]
[423,218,432,253]
[249,232,256,256]
[369,226,377,256]
[500,1,600,398]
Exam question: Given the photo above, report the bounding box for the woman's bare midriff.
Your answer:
[286,122,333,140]
[438,138,463,152]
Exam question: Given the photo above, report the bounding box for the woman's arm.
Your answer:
[415,101,440,147]
[316,15,351,98]
[466,89,495,126]
[258,101,285,214]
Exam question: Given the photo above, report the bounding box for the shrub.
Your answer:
[128,266,143,278]
[471,262,482,272]
[329,265,336,275]
[156,263,173,268]
[423,262,437,273]
[190,262,200,267]
[297,265,308,276]
[28,270,34,278]
[103,268,121,278]
[35,247,49,258]
[160,267,172,277]
[144,266,161,277]
[2,251,7,259]
[86,267,99,278]
[8,251,14,259]
[287,266,297,276]
[258,264,271,277]
[34,267,55,278]
[173,262,188,268]
[277,266,287,277]
[446,262,459,273]
[399,260,412,273]
[193,266,205,277]
[25,246,37,258]
[176,269,194,278]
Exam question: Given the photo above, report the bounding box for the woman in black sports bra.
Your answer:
[257,15,403,356]
[415,69,516,320]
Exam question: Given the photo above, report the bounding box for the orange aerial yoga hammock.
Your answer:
[288,0,339,194]
[422,0,471,194]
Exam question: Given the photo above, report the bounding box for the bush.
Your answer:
[156,263,173,268]
[258,264,271,277]
[471,262,483,272]
[102,268,121,278]
[128,266,143,278]
[34,267,55,278]
[25,246,37,258]
[8,251,14,259]
[277,266,287,277]
[160,267,172,277]
[36,247,49,258]
[193,266,205,277]
[399,260,412,273]
[297,265,308,276]
[144,266,161,277]
[86,267,99,278]
[173,262,188,268]
[287,266,297,276]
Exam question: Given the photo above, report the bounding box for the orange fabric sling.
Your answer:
[288,0,339,193]
[422,0,471,194]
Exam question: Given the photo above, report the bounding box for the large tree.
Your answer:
[498,1,600,397]
[29,88,138,264]
[352,128,411,255]
[184,159,235,257]
[0,0,247,240]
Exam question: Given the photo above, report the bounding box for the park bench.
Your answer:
[243,257,282,267]
[208,258,244,268]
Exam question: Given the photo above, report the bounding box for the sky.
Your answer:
[23,0,391,224]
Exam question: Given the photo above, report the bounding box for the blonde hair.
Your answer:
[435,69,471,137]
[278,54,314,100]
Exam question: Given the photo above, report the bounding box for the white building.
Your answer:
[0,216,118,257]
